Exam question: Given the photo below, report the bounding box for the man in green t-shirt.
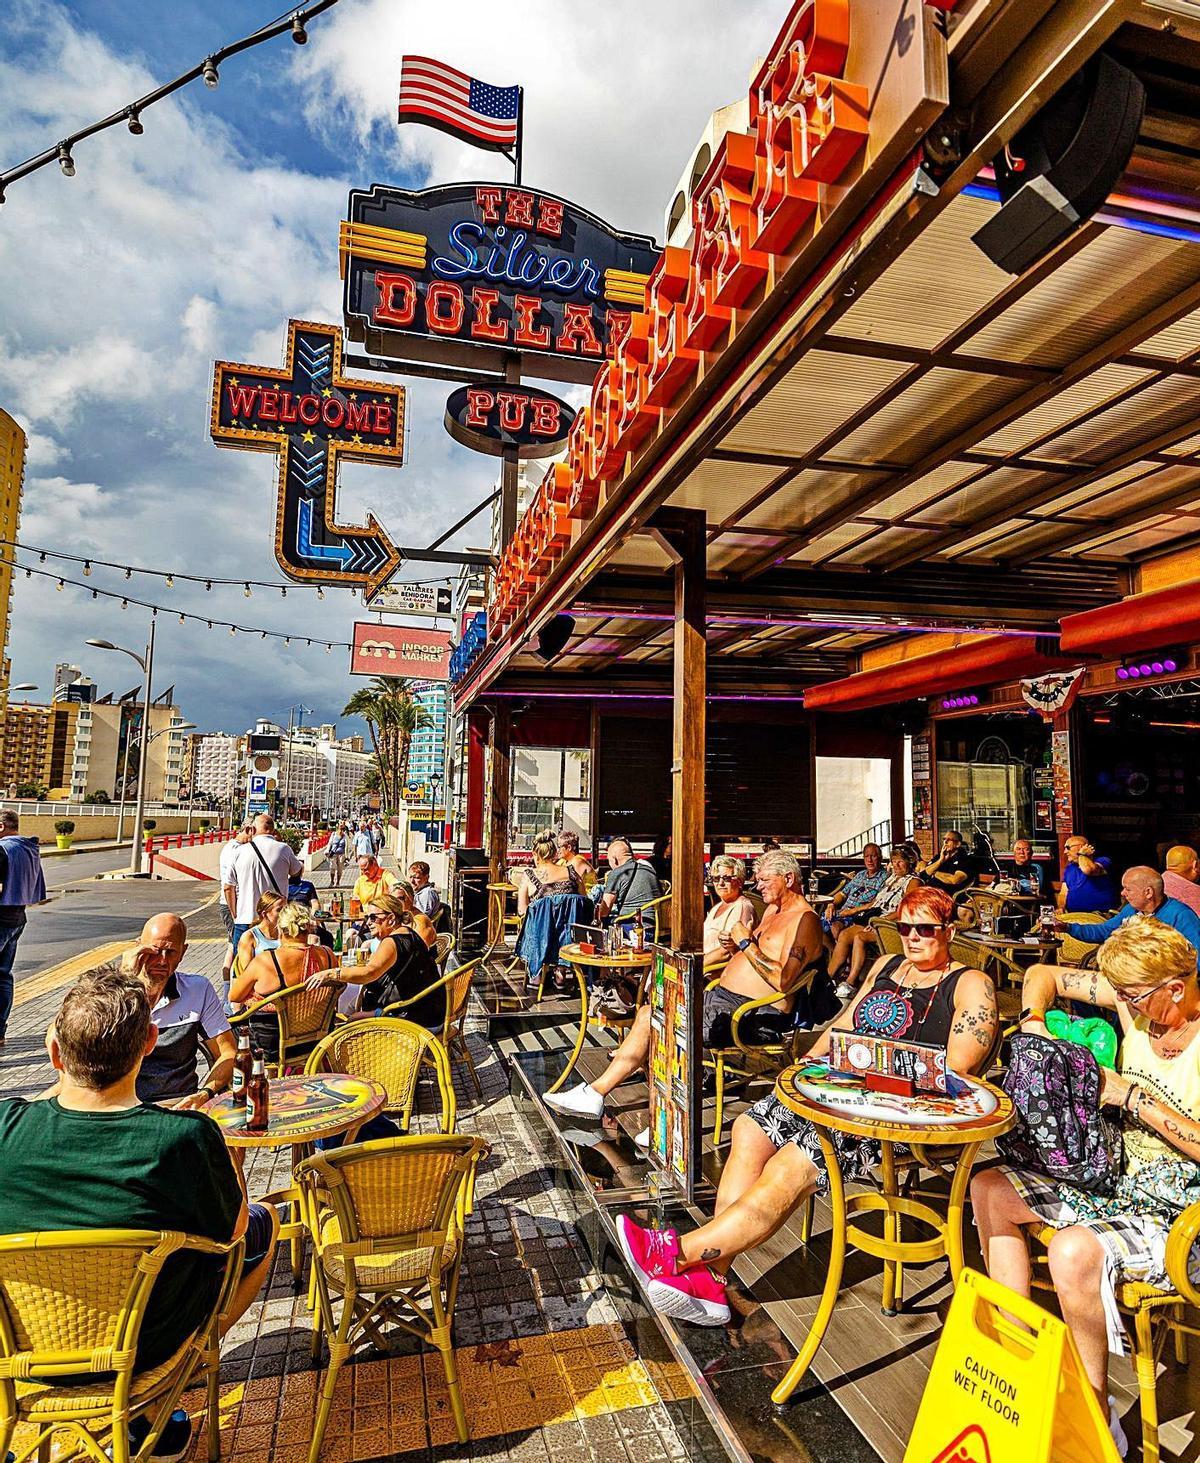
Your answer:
[0,965,278,1427]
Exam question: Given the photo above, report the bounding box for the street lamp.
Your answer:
[9,683,37,694]
[87,624,156,874]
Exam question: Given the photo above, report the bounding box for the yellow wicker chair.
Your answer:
[0,1228,243,1463]
[228,982,342,1075]
[433,932,454,970]
[870,917,904,956]
[1057,910,1112,969]
[380,957,485,1100]
[614,892,670,943]
[700,959,802,1147]
[296,1134,487,1463]
[305,1018,456,1134]
[1029,1200,1200,1463]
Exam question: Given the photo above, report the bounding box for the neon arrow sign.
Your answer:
[209,319,406,592]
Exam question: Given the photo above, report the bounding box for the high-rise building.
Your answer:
[408,681,448,791]
[192,733,243,804]
[277,725,371,817]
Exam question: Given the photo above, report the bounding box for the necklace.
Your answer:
[1149,1011,1200,1058]
[893,957,951,998]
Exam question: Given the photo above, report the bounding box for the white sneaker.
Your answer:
[1108,1398,1128,1459]
[634,1127,650,1148]
[543,1082,604,1119]
[835,982,855,1000]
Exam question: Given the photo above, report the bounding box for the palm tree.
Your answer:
[343,677,432,813]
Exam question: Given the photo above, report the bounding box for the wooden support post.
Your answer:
[650,508,706,953]
[497,357,522,549]
[488,703,512,893]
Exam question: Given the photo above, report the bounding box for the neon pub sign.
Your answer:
[340,183,660,380]
[480,0,874,652]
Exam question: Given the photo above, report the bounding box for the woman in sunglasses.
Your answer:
[972,916,1200,1456]
[616,886,996,1326]
[704,856,757,963]
[306,892,443,1030]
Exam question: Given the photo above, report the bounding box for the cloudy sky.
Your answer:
[0,0,775,733]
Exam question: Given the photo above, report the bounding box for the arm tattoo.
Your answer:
[700,1247,721,1262]
[1088,974,1099,1005]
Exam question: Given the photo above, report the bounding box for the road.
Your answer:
[42,844,135,888]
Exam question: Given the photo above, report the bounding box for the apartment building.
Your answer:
[408,681,448,791]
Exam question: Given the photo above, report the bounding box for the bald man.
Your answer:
[1163,845,1200,918]
[1062,865,1200,969]
[120,913,236,1107]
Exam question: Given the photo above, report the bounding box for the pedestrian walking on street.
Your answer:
[327,823,348,888]
[0,809,47,1044]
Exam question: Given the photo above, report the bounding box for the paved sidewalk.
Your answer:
[1,884,704,1463]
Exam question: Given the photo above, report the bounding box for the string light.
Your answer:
[0,538,456,593]
[1,2,343,206]
[121,598,128,609]
[244,583,252,597]
[56,579,63,591]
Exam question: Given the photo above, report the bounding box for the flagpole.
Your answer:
[513,86,524,185]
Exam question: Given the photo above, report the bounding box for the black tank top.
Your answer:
[851,953,965,1045]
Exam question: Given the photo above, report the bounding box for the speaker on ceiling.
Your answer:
[535,614,575,662]
[972,51,1145,276]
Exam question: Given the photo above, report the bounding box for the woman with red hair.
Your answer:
[616,886,998,1326]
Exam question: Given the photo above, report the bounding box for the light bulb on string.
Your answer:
[56,579,63,591]
[91,590,98,600]
[178,614,185,624]
[165,574,174,588]
[121,598,128,609]
[280,588,286,599]
[205,581,212,591]
[23,569,29,579]
[317,587,324,600]
[206,621,212,630]
[83,561,91,576]
[124,568,131,580]
[243,583,252,598]
[38,552,45,563]
[230,625,236,635]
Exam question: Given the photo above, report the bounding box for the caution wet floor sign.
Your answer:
[905,1269,1119,1463]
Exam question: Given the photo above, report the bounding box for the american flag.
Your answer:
[398,56,520,151]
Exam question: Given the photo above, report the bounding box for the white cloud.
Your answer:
[0,0,783,731]
[294,0,776,240]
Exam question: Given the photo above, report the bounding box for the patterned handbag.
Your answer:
[996,1032,1123,1193]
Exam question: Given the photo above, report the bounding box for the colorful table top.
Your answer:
[775,1061,1014,1143]
[204,1073,386,1148]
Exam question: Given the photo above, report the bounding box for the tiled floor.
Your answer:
[1,879,704,1463]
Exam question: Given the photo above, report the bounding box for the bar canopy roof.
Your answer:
[456,0,1200,711]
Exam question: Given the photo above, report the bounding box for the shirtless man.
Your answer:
[544,851,820,1145]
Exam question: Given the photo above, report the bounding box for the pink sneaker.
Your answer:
[615,1215,730,1326]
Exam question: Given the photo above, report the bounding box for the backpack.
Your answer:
[996,1032,1123,1194]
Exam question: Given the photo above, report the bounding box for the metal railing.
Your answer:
[823,817,893,859]
[0,800,208,818]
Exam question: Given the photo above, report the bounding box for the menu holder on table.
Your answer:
[827,1031,952,1095]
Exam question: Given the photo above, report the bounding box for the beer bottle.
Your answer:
[246,1049,269,1132]
[230,1028,253,1107]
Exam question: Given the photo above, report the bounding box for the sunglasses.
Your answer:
[1116,977,1175,1007]
[896,922,947,939]
[712,875,739,884]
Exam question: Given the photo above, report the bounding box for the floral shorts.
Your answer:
[743,1092,880,1195]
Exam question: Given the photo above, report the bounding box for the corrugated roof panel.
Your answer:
[607,538,673,569]
[722,350,909,456]
[906,466,1044,526]
[1139,309,1200,361]
[974,364,1152,454]
[742,469,864,531]
[969,229,1199,367]
[835,193,1006,349]
[954,520,1070,560]
[1041,375,1200,462]
[667,458,783,519]
[786,521,869,561]
[1028,460,1160,516]
[1077,518,1200,558]
[707,533,783,573]
[841,461,982,520]
[836,368,1022,462]
[831,525,925,565]
[1045,465,1200,522]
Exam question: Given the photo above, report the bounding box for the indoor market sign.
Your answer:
[209,320,405,592]
[339,183,660,383]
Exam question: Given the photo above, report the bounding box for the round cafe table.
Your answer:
[484,881,520,957]
[204,1073,386,1148]
[206,1073,387,1277]
[547,943,656,1096]
[766,1062,1013,1407]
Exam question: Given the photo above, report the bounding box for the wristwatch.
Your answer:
[737,938,752,951]
[200,1083,219,1100]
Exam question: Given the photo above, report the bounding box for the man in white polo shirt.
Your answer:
[227,814,303,952]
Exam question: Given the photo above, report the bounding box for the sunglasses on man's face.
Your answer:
[897,921,947,939]
[712,875,739,884]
